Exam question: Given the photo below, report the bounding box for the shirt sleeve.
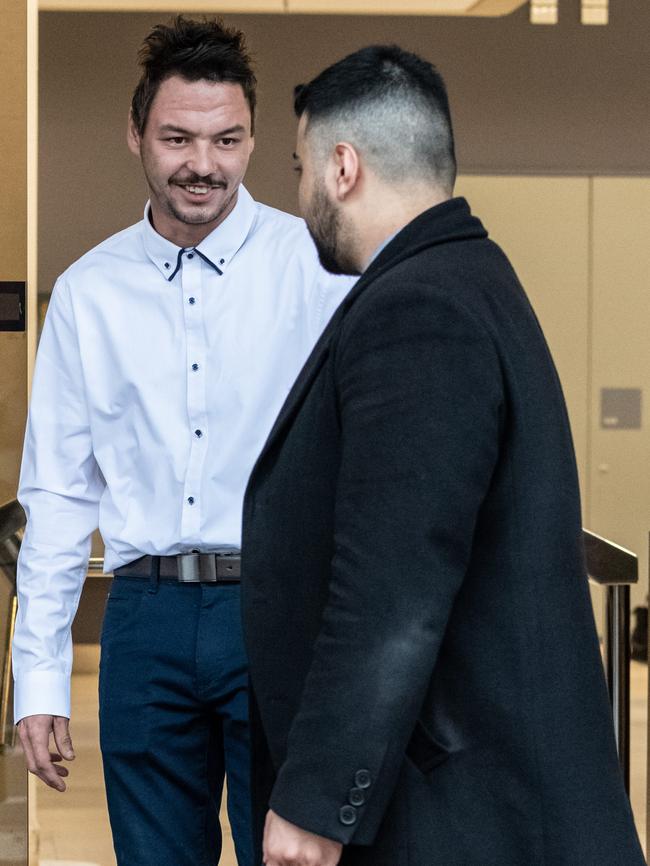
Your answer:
[308,263,356,343]
[13,276,104,722]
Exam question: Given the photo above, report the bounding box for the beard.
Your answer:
[165,185,237,226]
[144,161,237,227]
[304,181,360,276]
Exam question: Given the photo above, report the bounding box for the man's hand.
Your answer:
[17,714,75,792]
[263,809,343,866]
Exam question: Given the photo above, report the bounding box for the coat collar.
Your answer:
[362,196,487,281]
[250,197,487,475]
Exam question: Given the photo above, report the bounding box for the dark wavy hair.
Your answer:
[131,16,257,135]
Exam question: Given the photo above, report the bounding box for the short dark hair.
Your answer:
[295,45,456,191]
[131,16,257,135]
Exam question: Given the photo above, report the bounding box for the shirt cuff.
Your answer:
[13,670,71,723]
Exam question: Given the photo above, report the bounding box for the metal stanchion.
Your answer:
[583,529,637,794]
[606,583,631,791]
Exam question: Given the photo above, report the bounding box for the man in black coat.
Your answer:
[241,45,645,866]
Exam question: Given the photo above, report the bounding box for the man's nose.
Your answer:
[186,142,215,179]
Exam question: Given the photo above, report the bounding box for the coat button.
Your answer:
[348,787,365,807]
[339,805,357,826]
[354,769,371,789]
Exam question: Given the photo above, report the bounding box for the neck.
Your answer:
[357,185,450,271]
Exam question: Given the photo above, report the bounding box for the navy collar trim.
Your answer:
[166,247,224,282]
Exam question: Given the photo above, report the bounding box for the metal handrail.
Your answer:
[583,528,638,794]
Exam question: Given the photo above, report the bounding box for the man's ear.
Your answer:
[330,142,360,201]
[127,110,141,157]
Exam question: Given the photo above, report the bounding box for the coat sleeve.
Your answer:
[268,276,505,845]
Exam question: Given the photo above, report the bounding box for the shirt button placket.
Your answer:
[181,251,208,542]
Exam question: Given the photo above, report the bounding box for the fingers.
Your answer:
[263,810,343,866]
[53,715,75,761]
[50,753,70,778]
[17,722,37,778]
[17,715,69,792]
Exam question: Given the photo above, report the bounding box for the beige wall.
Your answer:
[590,178,650,609]
[0,0,28,506]
[38,2,650,298]
[455,175,650,617]
[455,177,591,502]
[36,8,650,605]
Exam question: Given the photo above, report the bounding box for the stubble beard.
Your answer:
[306,182,360,277]
[143,158,238,228]
[162,182,238,227]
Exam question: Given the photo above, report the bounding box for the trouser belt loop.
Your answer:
[148,555,161,593]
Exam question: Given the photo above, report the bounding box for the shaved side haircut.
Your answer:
[295,45,456,193]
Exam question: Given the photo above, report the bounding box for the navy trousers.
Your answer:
[99,569,252,866]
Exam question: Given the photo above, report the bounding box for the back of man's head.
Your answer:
[131,15,257,136]
[295,45,456,194]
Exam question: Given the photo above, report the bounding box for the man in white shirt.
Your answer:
[13,16,351,866]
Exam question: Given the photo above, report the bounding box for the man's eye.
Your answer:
[220,138,238,146]
[166,137,186,145]
[293,166,303,174]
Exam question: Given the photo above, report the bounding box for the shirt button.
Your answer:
[192,363,199,371]
[219,258,225,265]
[339,805,357,826]
[187,252,194,259]
[195,429,203,438]
[164,262,170,269]
[187,496,195,505]
[189,297,196,305]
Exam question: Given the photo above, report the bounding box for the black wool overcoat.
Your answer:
[241,198,644,865]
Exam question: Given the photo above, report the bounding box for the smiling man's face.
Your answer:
[128,75,255,247]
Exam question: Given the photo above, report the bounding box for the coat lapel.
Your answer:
[252,280,361,470]
[251,197,488,474]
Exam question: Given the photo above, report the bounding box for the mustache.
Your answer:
[170,173,227,187]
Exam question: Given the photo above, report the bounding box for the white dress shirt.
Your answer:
[13,185,353,721]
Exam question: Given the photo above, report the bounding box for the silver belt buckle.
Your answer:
[177,551,240,582]
[177,553,217,583]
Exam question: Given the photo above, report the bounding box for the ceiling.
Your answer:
[38,0,527,16]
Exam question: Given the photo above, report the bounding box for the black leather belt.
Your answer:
[115,552,241,583]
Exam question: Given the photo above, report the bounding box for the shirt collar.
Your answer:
[364,229,400,272]
[141,184,258,282]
